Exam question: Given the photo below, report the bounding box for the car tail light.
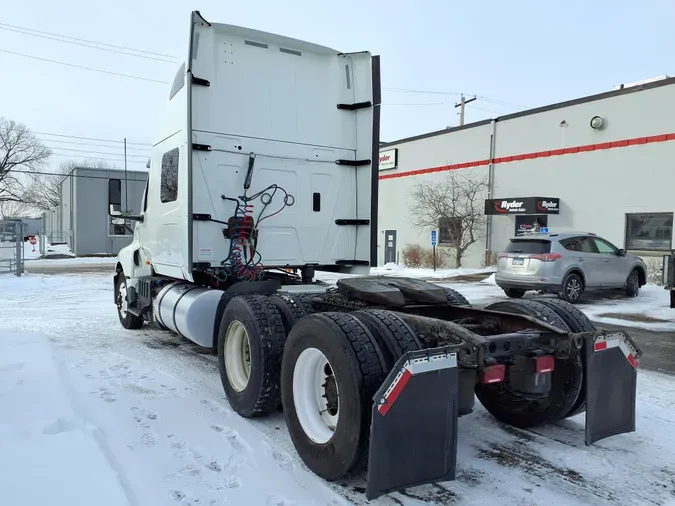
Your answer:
[479,364,506,384]
[534,355,555,374]
[498,252,508,259]
[529,253,562,262]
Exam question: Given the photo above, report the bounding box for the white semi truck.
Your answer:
[110,11,642,500]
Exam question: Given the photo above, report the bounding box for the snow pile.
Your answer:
[369,264,495,280]
[25,256,117,268]
[44,243,76,257]
[578,284,675,331]
[371,262,405,274]
[481,273,497,285]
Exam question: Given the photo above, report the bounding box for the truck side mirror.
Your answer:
[108,178,144,222]
[618,249,626,257]
[109,179,122,216]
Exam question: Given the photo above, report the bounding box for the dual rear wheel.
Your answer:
[216,291,593,480]
[216,292,421,480]
[475,298,593,427]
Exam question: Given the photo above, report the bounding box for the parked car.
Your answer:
[495,232,648,303]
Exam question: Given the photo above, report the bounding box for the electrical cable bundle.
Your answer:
[223,184,295,282]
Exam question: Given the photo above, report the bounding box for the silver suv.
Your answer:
[495,232,648,304]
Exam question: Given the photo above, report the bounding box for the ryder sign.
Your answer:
[484,197,560,215]
[379,149,398,171]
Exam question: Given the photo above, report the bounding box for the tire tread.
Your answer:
[221,294,287,417]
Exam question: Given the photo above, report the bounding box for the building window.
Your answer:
[438,217,462,244]
[160,148,179,203]
[109,222,131,236]
[625,212,673,251]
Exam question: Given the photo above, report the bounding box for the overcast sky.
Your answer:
[2,0,674,173]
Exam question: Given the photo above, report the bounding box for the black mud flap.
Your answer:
[365,348,459,501]
[584,330,641,445]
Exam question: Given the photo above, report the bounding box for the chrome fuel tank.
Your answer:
[154,282,224,348]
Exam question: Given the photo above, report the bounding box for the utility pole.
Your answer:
[454,94,477,126]
[124,137,128,213]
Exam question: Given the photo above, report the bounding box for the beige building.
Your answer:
[377,77,675,270]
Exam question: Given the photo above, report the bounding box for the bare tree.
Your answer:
[408,171,489,268]
[0,118,51,204]
[25,158,120,211]
[0,200,29,219]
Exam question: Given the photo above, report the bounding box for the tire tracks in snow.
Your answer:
[49,339,141,506]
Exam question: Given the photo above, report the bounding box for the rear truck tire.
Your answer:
[443,287,471,306]
[475,299,583,428]
[503,288,526,299]
[350,309,422,369]
[116,275,144,329]
[285,293,318,316]
[269,294,307,336]
[626,268,640,297]
[559,272,584,304]
[218,294,287,418]
[535,298,595,418]
[280,312,387,480]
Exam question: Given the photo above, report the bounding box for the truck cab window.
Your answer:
[160,148,179,203]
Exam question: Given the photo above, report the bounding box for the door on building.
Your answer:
[384,230,397,264]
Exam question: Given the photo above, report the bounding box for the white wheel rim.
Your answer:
[224,320,251,392]
[293,348,339,444]
[118,280,128,318]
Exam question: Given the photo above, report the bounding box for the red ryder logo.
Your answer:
[379,154,391,163]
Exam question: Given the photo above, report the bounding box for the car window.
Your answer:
[593,238,618,255]
[505,239,551,254]
[559,236,594,253]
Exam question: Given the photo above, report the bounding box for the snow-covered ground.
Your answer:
[371,262,494,280]
[2,271,675,505]
[472,273,675,332]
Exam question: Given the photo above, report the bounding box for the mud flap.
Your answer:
[584,331,641,445]
[365,348,459,501]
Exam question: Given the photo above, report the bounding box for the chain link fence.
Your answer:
[0,219,25,277]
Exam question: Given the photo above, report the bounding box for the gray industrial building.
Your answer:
[43,167,148,256]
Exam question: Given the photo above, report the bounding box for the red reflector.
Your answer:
[534,355,555,374]
[627,354,639,369]
[594,341,608,352]
[480,364,506,384]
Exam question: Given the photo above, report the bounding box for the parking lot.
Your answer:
[1,261,675,506]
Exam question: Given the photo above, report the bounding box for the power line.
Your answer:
[40,138,152,152]
[47,153,147,164]
[0,48,170,84]
[0,21,178,60]
[47,146,149,159]
[383,87,529,110]
[0,24,178,64]
[477,96,529,109]
[13,168,148,180]
[34,131,152,146]
[382,102,446,106]
[384,87,461,96]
